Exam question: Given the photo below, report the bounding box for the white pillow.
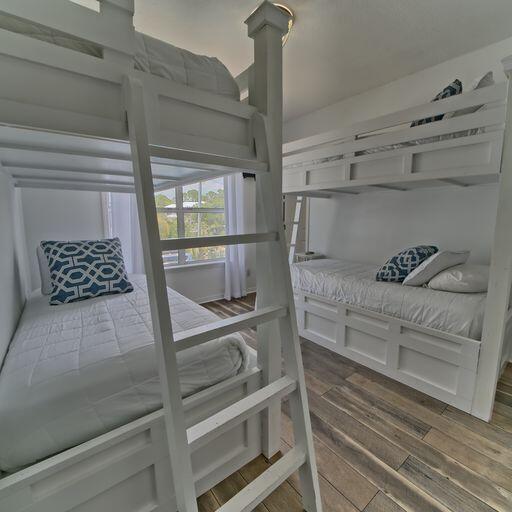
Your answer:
[403,250,469,286]
[428,264,489,293]
[37,245,52,295]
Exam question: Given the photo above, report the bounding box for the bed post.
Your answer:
[100,0,135,67]
[246,1,289,458]
[472,57,512,421]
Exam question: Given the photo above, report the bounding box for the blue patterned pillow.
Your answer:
[376,246,439,283]
[41,238,133,305]
[411,79,462,127]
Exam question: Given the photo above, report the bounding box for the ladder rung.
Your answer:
[175,305,287,352]
[216,447,306,512]
[161,232,278,251]
[187,376,297,452]
[149,145,268,173]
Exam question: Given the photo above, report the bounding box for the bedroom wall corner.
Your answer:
[0,173,27,366]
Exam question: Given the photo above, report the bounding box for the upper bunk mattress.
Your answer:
[0,15,240,99]
[291,259,486,340]
[0,275,249,472]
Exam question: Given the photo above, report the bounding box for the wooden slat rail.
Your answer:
[149,146,268,173]
[283,81,508,156]
[174,306,288,352]
[216,447,306,512]
[160,232,279,251]
[187,376,297,451]
[0,0,135,55]
[284,105,506,168]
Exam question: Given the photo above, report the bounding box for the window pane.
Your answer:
[201,178,224,208]
[183,183,199,207]
[184,212,225,262]
[157,211,178,239]
[155,189,176,208]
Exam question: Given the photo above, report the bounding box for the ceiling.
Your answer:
[132,0,512,121]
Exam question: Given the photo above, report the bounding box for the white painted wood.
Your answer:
[295,290,481,412]
[248,2,322,508]
[188,376,297,452]
[472,63,512,420]
[124,76,197,512]
[216,447,306,512]
[149,145,268,173]
[174,305,287,352]
[283,81,508,155]
[0,363,262,512]
[160,232,279,251]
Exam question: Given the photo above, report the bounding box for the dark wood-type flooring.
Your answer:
[200,294,512,512]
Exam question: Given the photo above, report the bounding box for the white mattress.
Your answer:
[0,275,249,472]
[0,15,240,99]
[291,259,486,340]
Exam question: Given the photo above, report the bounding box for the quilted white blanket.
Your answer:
[0,275,248,472]
[291,259,486,340]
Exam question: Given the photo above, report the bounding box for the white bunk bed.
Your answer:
[0,2,322,512]
[283,60,512,421]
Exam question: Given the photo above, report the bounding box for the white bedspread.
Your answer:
[0,275,248,472]
[291,259,486,340]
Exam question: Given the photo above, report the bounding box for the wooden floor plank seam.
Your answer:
[197,295,512,512]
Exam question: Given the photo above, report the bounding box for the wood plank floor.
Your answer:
[200,294,512,512]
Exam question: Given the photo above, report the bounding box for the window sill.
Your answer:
[163,260,225,272]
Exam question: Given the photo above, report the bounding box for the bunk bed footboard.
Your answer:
[294,291,481,412]
[0,359,262,512]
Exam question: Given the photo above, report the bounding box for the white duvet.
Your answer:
[0,275,248,472]
[291,259,486,340]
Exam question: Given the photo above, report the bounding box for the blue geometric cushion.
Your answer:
[411,79,462,127]
[41,238,133,305]
[376,245,439,283]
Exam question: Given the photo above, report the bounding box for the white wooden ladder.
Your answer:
[123,76,322,512]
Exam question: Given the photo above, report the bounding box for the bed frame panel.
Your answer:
[283,82,507,195]
[294,290,482,411]
[0,360,262,512]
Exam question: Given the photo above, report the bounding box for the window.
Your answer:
[155,177,226,266]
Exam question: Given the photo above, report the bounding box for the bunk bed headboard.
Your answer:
[0,172,26,367]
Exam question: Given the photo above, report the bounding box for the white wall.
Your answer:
[0,174,27,364]
[21,188,105,290]
[284,36,512,266]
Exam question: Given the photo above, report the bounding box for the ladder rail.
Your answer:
[253,111,323,511]
[124,76,199,512]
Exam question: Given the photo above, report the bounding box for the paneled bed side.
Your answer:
[282,81,508,195]
[285,58,512,421]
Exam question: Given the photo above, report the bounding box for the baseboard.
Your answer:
[197,286,256,305]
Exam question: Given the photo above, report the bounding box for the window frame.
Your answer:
[156,179,226,267]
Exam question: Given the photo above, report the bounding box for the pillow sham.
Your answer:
[376,245,438,283]
[37,245,52,295]
[41,237,133,305]
[411,79,462,127]
[403,250,469,287]
[428,264,489,293]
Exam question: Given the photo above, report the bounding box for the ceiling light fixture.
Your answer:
[273,3,295,47]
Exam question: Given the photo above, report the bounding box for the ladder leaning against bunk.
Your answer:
[123,3,322,511]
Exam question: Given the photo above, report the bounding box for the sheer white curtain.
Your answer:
[103,193,145,274]
[224,175,246,300]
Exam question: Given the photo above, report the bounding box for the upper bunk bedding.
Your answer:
[291,258,486,340]
[0,14,240,99]
[0,275,249,473]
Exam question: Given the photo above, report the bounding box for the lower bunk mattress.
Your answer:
[0,275,249,473]
[291,258,486,340]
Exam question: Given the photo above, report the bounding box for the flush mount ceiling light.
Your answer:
[273,3,295,47]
